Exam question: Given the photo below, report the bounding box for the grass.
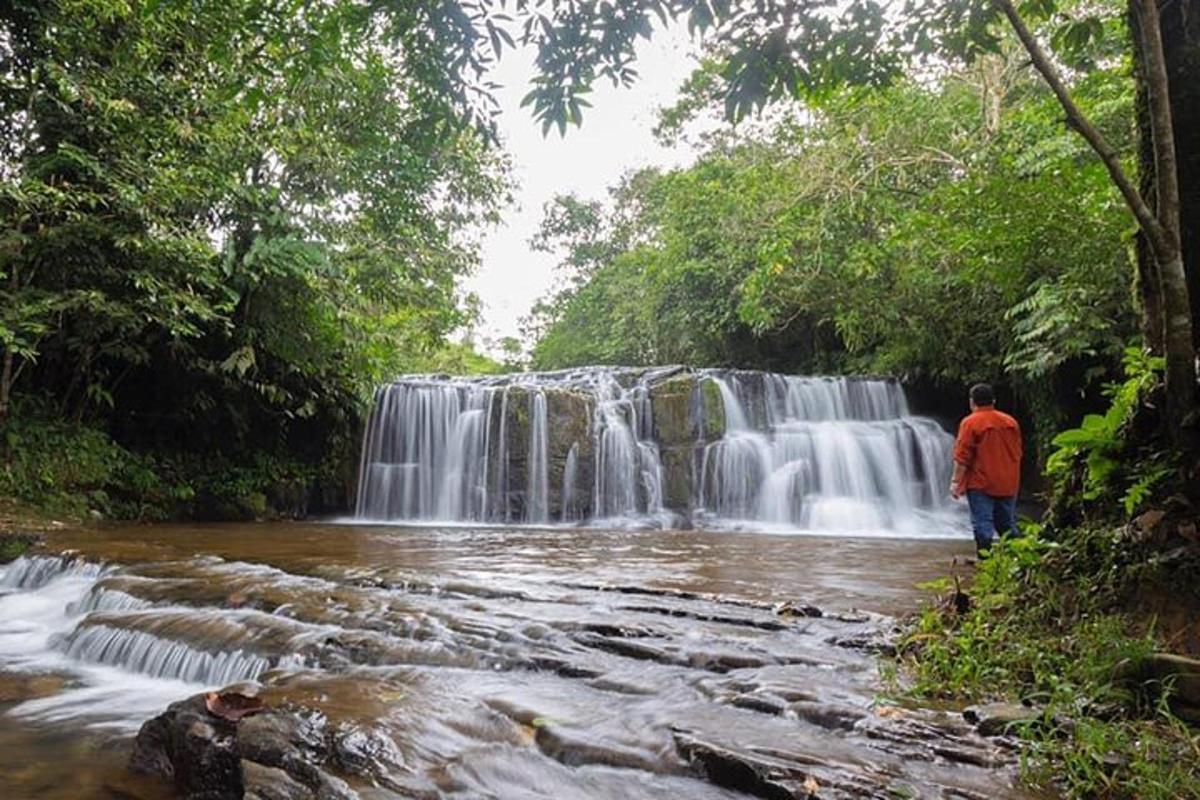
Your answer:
[894,530,1200,799]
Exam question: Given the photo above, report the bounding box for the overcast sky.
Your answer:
[463,27,703,353]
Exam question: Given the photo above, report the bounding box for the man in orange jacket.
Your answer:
[951,383,1023,556]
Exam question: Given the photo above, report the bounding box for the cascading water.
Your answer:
[355,367,965,537]
[699,373,957,534]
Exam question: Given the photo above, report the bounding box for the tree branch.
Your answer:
[991,0,1173,263]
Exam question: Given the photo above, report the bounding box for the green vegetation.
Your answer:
[893,357,1200,798]
[1,0,507,519]
[0,0,1197,790]
[900,532,1199,798]
[528,60,1137,447]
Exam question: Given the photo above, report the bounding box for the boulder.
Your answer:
[130,693,366,800]
[129,694,243,800]
[1133,652,1200,711]
[647,373,726,514]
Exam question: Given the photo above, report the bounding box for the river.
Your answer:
[0,521,1029,799]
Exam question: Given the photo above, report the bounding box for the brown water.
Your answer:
[0,522,1025,799]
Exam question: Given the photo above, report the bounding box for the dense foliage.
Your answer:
[1,0,505,516]
[529,47,1138,446]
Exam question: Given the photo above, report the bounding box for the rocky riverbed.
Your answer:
[0,522,1030,798]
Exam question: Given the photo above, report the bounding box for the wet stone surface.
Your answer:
[0,523,1029,798]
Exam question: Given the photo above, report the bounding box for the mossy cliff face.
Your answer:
[547,389,594,520]
[648,374,725,512]
[488,386,594,520]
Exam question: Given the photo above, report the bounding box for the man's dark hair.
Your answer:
[970,383,995,407]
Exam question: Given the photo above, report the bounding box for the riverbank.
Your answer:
[894,520,1200,798]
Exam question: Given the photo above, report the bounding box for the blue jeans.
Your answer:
[966,490,1018,552]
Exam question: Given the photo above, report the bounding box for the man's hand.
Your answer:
[950,462,967,500]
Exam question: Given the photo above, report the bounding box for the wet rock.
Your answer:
[1121,652,1200,714]
[827,633,896,657]
[730,693,788,716]
[131,693,364,800]
[0,671,68,702]
[535,724,663,772]
[775,601,823,619]
[620,603,788,631]
[672,732,875,799]
[648,372,725,512]
[789,701,867,732]
[574,632,679,665]
[243,760,314,800]
[332,725,403,775]
[130,694,243,799]
[649,374,698,447]
[963,703,1040,736]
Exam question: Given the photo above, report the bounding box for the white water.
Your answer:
[0,556,272,731]
[700,375,958,535]
[528,390,550,524]
[354,368,966,537]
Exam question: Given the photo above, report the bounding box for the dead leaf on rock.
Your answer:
[802,774,820,795]
[205,691,266,722]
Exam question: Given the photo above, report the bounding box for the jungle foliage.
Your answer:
[529,45,1139,447]
[0,0,505,516]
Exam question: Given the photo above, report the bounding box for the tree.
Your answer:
[0,0,504,458]
[501,0,1197,451]
[990,0,1195,447]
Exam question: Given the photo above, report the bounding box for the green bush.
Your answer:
[1045,347,1174,521]
[1,407,336,521]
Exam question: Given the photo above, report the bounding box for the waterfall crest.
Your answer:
[355,367,964,536]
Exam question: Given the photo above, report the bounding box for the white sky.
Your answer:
[463,27,703,353]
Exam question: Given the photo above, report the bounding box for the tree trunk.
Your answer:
[1130,7,1164,355]
[1156,0,1200,351]
[1133,0,1196,445]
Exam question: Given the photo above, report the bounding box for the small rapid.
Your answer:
[0,526,1026,798]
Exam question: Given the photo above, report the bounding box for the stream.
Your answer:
[0,522,1029,799]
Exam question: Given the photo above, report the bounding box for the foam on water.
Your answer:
[0,556,272,731]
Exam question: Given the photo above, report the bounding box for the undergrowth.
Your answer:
[0,408,345,521]
[897,531,1199,798]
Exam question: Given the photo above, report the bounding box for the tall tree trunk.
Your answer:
[1133,0,1196,447]
[1157,0,1200,351]
[1130,8,1164,355]
[996,0,1196,451]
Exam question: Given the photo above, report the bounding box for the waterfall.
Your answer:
[354,367,965,537]
[60,624,270,685]
[561,443,579,523]
[527,390,550,524]
[699,374,956,534]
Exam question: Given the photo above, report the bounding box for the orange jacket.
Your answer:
[954,407,1022,497]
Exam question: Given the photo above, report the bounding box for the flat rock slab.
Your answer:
[963,703,1041,736]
